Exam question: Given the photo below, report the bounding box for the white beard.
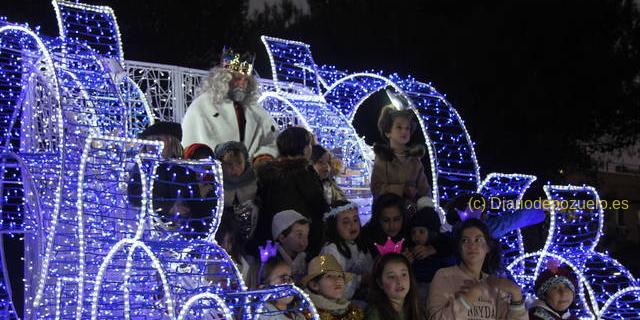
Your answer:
[228,88,247,103]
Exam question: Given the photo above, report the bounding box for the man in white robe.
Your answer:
[181,51,278,162]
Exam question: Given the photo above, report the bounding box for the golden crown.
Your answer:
[221,47,255,75]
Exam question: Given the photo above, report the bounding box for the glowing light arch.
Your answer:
[542,185,604,256]
[320,68,481,217]
[53,0,125,64]
[90,239,176,320]
[323,72,410,120]
[0,26,72,315]
[257,93,313,132]
[477,173,537,272]
[599,287,640,319]
[176,292,232,320]
[74,135,163,319]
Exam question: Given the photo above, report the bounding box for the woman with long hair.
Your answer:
[427,218,527,319]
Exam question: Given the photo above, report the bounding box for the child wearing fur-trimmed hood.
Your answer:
[371,104,431,206]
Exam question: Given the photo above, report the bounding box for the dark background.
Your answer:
[2,0,640,314]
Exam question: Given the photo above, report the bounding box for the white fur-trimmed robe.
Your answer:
[181,91,278,158]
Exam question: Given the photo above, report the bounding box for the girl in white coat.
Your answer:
[320,201,373,301]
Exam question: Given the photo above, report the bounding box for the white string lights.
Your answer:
[504,186,640,319]
[477,173,537,273]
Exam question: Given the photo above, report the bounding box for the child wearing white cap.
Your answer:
[272,209,311,283]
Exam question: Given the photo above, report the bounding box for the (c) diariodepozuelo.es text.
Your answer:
[468,197,629,212]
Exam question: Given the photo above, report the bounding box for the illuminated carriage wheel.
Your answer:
[0,26,65,314]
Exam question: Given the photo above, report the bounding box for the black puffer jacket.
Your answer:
[253,157,329,257]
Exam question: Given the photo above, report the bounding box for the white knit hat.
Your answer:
[417,196,434,210]
[271,210,310,240]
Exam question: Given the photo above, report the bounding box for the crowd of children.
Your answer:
[133,100,579,319]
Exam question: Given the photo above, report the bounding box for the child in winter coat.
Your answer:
[529,261,578,320]
[407,207,454,301]
[254,127,328,257]
[302,255,364,320]
[320,200,373,300]
[371,105,431,206]
[311,145,347,204]
[214,141,259,240]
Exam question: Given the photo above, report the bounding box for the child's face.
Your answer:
[222,154,246,177]
[380,206,403,238]
[267,263,294,305]
[311,271,346,301]
[336,209,360,242]
[460,227,489,266]
[313,152,331,180]
[411,226,429,246]
[380,261,410,303]
[546,283,574,313]
[278,223,309,254]
[143,134,182,159]
[386,117,411,146]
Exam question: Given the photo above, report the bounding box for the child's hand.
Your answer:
[487,277,523,302]
[404,186,418,199]
[412,245,436,260]
[402,248,414,263]
[456,279,483,303]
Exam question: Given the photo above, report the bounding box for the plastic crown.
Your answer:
[258,240,278,263]
[221,46,255,75]
[375,237,404,256]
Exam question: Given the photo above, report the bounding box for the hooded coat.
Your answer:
[253,157,329,256]
[370,143,431,200]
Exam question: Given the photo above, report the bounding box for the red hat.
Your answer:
[184,143,214,160]
[534,260,578,298]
